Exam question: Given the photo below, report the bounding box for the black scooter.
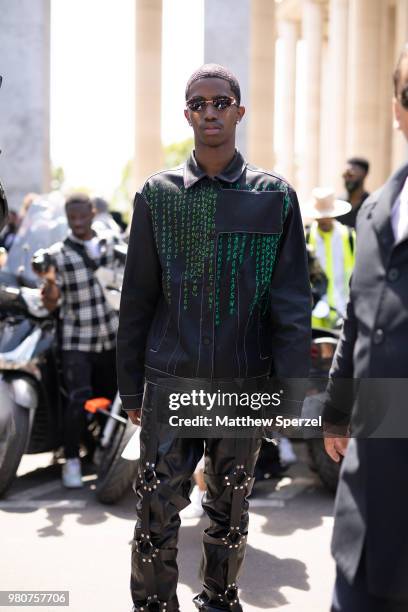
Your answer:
[0,272,63,496]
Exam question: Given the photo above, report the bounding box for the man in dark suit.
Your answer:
[323,44,408,612]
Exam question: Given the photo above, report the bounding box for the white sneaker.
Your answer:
[180,485,204,519]
[62,458,83,488]
[279,438,297,467]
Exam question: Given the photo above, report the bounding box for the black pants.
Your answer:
[332,558,408,612]
[61,349,117,459]
[131,390,262,612]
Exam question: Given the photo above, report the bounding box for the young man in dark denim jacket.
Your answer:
[117,64,311,612]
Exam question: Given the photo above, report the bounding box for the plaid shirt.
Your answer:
[45,231,120,352]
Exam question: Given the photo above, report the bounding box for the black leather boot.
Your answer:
[193,586,243,611]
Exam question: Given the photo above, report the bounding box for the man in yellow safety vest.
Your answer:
[305,188,355,328]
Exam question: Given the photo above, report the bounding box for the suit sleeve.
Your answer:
[269,188,312,379]
[322,281,358,429]
[116,192,162,412]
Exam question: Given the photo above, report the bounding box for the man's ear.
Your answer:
[184,108,192,126]
[393,97,401,130]
[237,105,245,123]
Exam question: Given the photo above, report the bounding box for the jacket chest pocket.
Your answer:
[215,189,284,234]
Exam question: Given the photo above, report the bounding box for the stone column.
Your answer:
[327,0,349,192]
[319,40,331,187]
[134,0,163,188]
[247,0,276,171]
[377,2,395,181]
[299,0,323,200]
[392,0,408,169]
[0,0,50,212]
[346,0,388,189]
[276,20,298,183]
[204,0,250,155]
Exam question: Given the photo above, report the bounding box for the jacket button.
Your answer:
[387,268,399,282]
[373,329,384,344]
[202,336,211,345]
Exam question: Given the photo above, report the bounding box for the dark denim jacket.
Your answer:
[117,151,311,411]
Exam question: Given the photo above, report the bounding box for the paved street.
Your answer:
[0,442,335,612]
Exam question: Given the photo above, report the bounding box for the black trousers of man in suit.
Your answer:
[332,549,408,612]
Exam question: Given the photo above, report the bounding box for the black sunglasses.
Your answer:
[186,96,238,113]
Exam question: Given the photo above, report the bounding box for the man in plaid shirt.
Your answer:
[35,193,121,488]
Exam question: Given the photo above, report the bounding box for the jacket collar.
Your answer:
[183,150,246,189]
[371,162,408,249]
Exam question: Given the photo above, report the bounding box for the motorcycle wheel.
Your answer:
[0,402,30,498]
[307,438,340,493]
[95,419,138,505]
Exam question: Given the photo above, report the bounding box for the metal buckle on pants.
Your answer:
[138,596,168,611]
[223,466,251,491]
[221,529,246,549]
[218,584,239,607]
[134,536,159,563]
[141,462,161,492]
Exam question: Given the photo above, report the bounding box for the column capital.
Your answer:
[276,0,301,22]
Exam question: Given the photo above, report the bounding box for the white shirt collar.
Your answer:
[391,176,408,242]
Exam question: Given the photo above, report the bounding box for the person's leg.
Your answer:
[180,455,206,519]
[195,467,206,490]
[194,437,262,611]
[332,560,408,612]
[60,351,93,488]
[131,386,204,611]
[61,351,93,459]
[90,349,117,401]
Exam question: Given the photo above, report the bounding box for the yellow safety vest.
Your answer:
[307,223,355,328]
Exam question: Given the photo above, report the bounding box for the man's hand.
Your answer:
[40,269,60,312]
[324,436,349,462]
[127,409,141,426]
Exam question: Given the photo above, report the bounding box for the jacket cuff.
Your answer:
[322,404,350,436]
[120,393,144,412]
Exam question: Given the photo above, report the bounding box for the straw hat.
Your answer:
[305,187,351,219]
